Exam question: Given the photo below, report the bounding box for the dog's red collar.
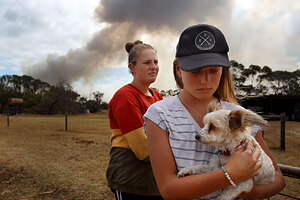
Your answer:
[214,139,247,156]
[235,139,247,149]
[214,150,231,156]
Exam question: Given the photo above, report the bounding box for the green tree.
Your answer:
[231,60,246,87]
[36,81,84,114]
[12,75,22,93]
[85,100,99,113]
[230,60,300,96]
[22,92,42,113]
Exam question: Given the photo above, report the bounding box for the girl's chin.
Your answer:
[148,77,157,83]
[194,92,214,98]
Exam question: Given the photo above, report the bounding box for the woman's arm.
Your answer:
[239,131,286,199]
[113,101,150,161]
[146,118,262,200]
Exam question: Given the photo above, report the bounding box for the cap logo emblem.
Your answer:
[195,31,215,50]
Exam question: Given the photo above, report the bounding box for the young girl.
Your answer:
[144,24,285,200]
[107,40,163,200]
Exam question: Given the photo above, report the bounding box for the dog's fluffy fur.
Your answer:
[177,101,275,200]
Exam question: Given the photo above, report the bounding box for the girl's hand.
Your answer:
[224,141,262,184]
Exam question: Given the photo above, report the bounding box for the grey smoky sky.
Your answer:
[22,0,232,85]
[95,0,231,31]
[1,0,299,101]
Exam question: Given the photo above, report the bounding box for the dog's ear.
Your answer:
[208,100,222,113]
[242,109,269,130]
[229,109,268,131]
[229,110,244,131]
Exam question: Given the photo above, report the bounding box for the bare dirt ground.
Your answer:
[0,113,299,200]
[0,113,114,200]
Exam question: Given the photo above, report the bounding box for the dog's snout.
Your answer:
[195,134,201,141]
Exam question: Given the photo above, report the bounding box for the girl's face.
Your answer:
[178,66,223,100]
[130,49,159,85]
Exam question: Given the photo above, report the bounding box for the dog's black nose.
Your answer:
[195,134,201,140]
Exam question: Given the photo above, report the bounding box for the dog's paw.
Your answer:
[177,168,194,178]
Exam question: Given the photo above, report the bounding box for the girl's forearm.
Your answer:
[158,169,232,200]
[239,170,285,199]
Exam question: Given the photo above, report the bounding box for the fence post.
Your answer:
[65,112,68,131]
[7,111,9,127]
[280,113,286,151]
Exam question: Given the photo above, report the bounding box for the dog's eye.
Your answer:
[209,123,215,132]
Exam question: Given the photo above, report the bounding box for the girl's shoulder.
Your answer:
[144,96,184,126]
[148,96,180,110]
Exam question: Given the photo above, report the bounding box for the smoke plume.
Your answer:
[22,0,231,86]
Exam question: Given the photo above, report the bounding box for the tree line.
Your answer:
[0,75,108,114]
[160,60,300,97]
[0,60,299,114]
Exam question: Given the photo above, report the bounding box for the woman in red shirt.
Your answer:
[106,40,163,200]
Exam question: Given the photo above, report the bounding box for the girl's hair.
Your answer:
[173,58,238,104]
[173,59,183,89]
[214,67,238,104]
[125,40,156,74]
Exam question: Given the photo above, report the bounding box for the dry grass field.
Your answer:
[0,112,299,200]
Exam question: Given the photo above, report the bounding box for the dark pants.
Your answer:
[111,189,164,200]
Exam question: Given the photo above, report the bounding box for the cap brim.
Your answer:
[177,53,230,71]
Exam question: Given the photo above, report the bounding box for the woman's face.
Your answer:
[178,66,223,99]
[131,49,159,84]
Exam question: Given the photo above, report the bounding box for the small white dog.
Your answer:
[178,101,275,200]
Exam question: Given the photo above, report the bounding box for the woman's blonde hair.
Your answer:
[173,58,238,104]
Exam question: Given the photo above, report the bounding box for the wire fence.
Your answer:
[262,116,300,153]
[3,113,299,151]
[0,112,109,133]
[1,112,300,199]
